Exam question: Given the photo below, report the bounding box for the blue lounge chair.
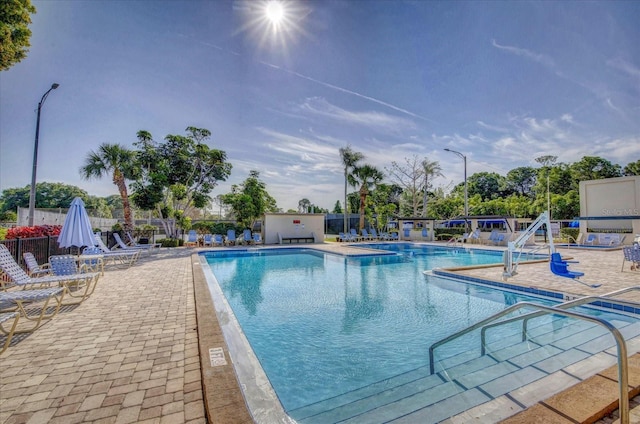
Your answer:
[387,231,399,241]
[113,233,154,254]
[582,234,597,246]
[550,253,584,279]
[185,230,198,247]
[350,229,363,241]
[225,230,237,246]
[370,229,384,240]
[421,228,429,240]
[202,234,213,247]
[213,234,224,246]
[242,229,253,244]
[361,229,374,241]
[252,233,263,244]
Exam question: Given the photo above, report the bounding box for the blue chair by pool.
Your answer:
[202,234,213,247]
[213,234,224,247]
[252,233,263,244]
[242,229,253,244]
[225,230,237,246]
[421,228,429,240]
[350,229,363,241]
[550,253,584,279]
[361,229,374,240]
[582,233,597,246]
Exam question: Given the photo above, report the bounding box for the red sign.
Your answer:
[293,220,301,224]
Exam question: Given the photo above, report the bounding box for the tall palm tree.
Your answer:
[339,145,364,233]
[80,143,137,232]
[421,159,444,217]
[352,164,385,230]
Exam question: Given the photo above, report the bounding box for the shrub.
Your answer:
[6,225,62,239]
[158,238,184,247]
[0,228,7,240]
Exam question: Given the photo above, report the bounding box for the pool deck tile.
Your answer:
[1,240,640,423]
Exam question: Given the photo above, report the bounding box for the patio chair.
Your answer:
[549,253,584,279]
[113,233,153,254]
[0,245,95,305]
[582,233,598,246]
[225,230,237,246]
[185,230,199,247]
[252,233,263,245]
[22,252,51,277]
[350,229,363,241]
[47,255,100,303]
[361,229,374,241]
[338,232,354,242]
[213,234,224,247]
[242,229,253,245]
[622,245,640,271]
[370,229,385,240]
[421,228,429,240]
[126,232,161,250]
[202,234,213,247]
[0,287,65,336]
[468,228,481,244]
[93,234,140,267]
[0,312,19,355]
[387,231,399,241]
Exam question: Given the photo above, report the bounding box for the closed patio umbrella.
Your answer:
[58,197,95,251]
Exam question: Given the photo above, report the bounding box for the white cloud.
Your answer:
[491,39,556,69]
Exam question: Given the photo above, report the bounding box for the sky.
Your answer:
[1,0,639,212]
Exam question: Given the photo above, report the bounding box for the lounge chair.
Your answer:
[0,312,19,355]
[549,253,584,279]
[350,229,363,241]
[92,234,140,267]
[387,231,399,241]
[622,245,640,271]
[23,252,51,277]
[213,234,224,247]
[421,228,429,241]
[126,232,161,250]
[361,229,374,241]
[370,229,384,240]
[482,230,499,245]
[0,287,65,336]
[225,230,237,246]
[242,229,253,245]
[47,254,100,303]
[202,234,213,247]
[338,232,355,242]
[0,245,97,305]
[468,229,481,244]
[185,230,198,247]
[582,233,597,246]
[252,233,263,245]
[113,233,154,254]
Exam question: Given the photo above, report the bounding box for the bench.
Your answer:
[278,232,316,244]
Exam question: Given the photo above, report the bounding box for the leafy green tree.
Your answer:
[80,143,137,232]
[365,184,397,232]
[351,164,384,230]
[298,198,311,213]
[332,200,342,214]
[467,172,506,201]
[505,166,537,197]
[421,159,443,217]
[339,145,364,232]
[623,160,640,176]
[0,0,36,71]
[220,171,276,229]
[0,182,89,212]
[570,156,622,182]
[130,127,232,237]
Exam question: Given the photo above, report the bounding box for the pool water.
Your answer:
[201,246,629,416]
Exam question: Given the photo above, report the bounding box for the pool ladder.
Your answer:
[428,286,640,424]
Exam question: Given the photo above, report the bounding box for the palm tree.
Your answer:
[421,159,444,217]
[352,164,385,230]
[80,143,137,232]
[339,145,364,233]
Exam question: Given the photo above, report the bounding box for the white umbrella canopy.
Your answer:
[58,197,95,249]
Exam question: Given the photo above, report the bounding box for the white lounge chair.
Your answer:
[113,233,154,255]
[126,232,161,249]
[1,287,65,336]
[22,252,51,277]
[92,234,140,267]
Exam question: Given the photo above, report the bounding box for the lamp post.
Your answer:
[28,83,60,226]
[444,148,467,217]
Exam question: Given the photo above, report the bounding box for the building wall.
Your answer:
[579,176,640,234]
[263,213,326,244]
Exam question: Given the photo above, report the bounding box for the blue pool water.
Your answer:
[201,246,633,416]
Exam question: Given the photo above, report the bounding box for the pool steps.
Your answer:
[288,314,640,423]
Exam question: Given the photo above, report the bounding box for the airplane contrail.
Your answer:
[190,36,435,123]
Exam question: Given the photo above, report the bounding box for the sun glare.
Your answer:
[266,1,285,26]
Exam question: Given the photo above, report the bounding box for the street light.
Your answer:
[444,148,467,217]
[28,83,60,226]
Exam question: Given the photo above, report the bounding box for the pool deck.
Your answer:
[0,241,639,423]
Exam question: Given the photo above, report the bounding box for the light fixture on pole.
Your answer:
[444,148,468,217]
[28,83,60,226]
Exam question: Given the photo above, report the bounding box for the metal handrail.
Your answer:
[480,286,640,355]
[429,302,630,423]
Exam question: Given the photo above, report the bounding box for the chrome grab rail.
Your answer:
[479,286,640,355]
[429,301,630,423]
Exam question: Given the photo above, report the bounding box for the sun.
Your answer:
[265,1,285,27]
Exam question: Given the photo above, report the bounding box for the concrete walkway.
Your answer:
[1,242,639,423]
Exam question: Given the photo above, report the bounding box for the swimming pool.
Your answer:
[201,246,638,422]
